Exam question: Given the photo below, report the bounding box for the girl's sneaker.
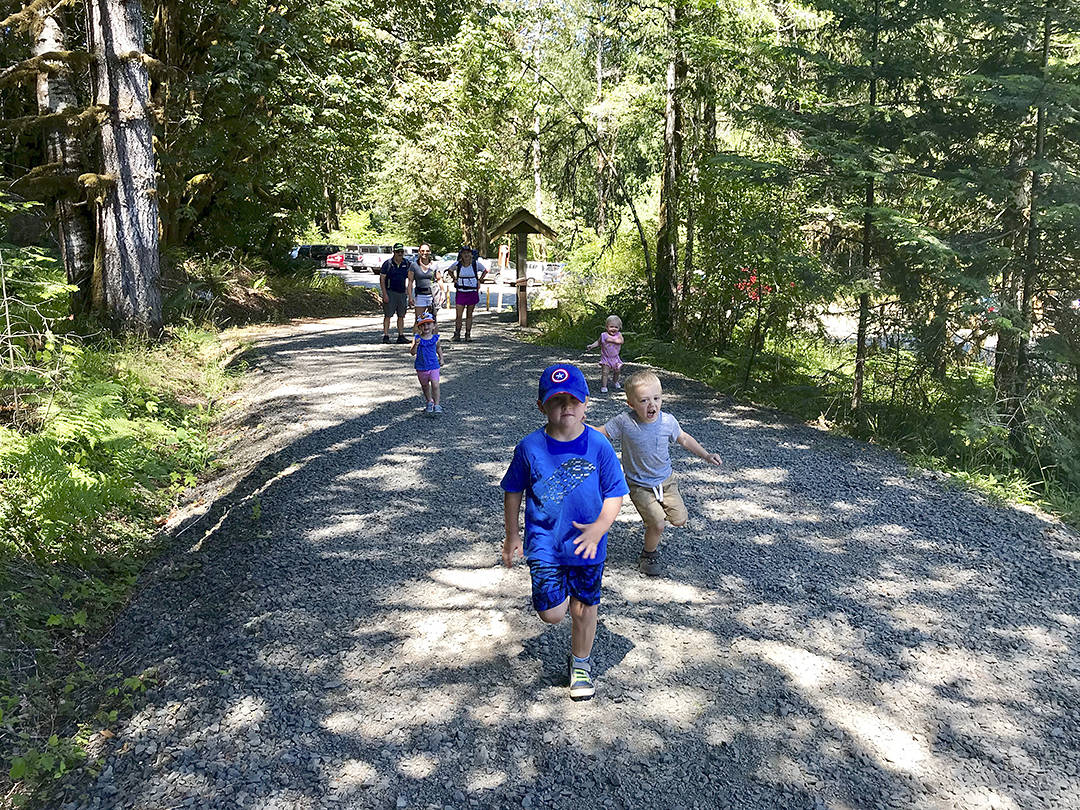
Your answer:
[615,381,623,389]
[433,404,444,415]
[600,387,608,393]
[425,401,435,415]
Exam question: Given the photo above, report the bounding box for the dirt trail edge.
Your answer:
[61,315,1080,810]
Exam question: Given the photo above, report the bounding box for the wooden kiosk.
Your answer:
[489,208,557,327]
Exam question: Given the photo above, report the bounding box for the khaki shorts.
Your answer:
[628,476,687,531]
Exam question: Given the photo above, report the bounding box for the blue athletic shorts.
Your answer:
[528,560,605,612]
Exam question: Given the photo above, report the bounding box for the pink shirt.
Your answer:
[599,331,623,368]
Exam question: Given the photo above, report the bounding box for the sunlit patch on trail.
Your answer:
[398,752,439,778]
[335,758,378,788]
[608,577,716,605]
[222,695,268,732]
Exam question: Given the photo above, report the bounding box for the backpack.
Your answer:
[451,260,484,291]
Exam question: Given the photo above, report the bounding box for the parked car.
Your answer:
[348,244,399,273]
[364,245,420,273]
[434,253,458,273]
[291,244,341,267]
[325,246,365,272]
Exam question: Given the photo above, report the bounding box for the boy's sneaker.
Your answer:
[638,550,662,577]
[567,656,595,701]
[452,331,461,342]
[381,334,390,344]
[433,404,444,415]
[396,335,408,344]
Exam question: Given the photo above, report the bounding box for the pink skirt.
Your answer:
[455,290,480,307]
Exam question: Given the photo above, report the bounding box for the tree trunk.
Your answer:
[150,0,180,248]
[476,194,490,259]
[653,2,684,339]
[994,135,1027,417]
[1014,10,1051,410]
[701,71,717,349]
[533,111,545,262]
[460,198,475,247]
[323,177,339,235]
[851,0,879,415]
[851,190,872,414]
[680,90,700,340]
[994,11,1050,441]
[87,0,162,332]
[32,8,97,315]
[595,21,607,236]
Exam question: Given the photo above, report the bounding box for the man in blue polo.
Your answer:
[380,243,412,344]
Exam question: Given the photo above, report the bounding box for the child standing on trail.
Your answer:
[596,370,721,577]
[501,363,628,701]
[411,312,444,416]
[585,315,624,393]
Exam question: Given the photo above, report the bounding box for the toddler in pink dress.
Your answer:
[585,315,624,393]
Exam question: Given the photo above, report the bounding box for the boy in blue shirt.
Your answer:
[501,364,629,700]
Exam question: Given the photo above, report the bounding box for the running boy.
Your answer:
[597,370,721,576]
[501,364,628,700]
[410,312,444,416]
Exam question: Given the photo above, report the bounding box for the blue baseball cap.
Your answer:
[538,364,589,405]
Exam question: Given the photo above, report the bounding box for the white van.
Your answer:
[358,244,419,273]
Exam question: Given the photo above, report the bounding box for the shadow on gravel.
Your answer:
[60,316,1080,810]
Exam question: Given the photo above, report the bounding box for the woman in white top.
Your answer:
[449,245,487,342]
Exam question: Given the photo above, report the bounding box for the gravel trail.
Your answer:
[61,315,1080,810]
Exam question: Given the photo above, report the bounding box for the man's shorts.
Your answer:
[628,476,687,531]
[383,289,408,318]
[528,560,604,612]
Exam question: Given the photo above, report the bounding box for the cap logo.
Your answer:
[550,368,569,384]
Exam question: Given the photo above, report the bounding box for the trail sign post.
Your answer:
[489,208,557,327]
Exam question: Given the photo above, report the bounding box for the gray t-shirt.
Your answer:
[602,411,682,487]
[411,262,435,295]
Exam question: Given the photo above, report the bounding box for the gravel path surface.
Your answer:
[61,315,1080,810]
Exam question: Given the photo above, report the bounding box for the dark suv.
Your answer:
[292,245,341,266]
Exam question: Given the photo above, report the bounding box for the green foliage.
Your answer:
[556,226,654,326]
[0,239,240,805]
[1,344,215,562]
